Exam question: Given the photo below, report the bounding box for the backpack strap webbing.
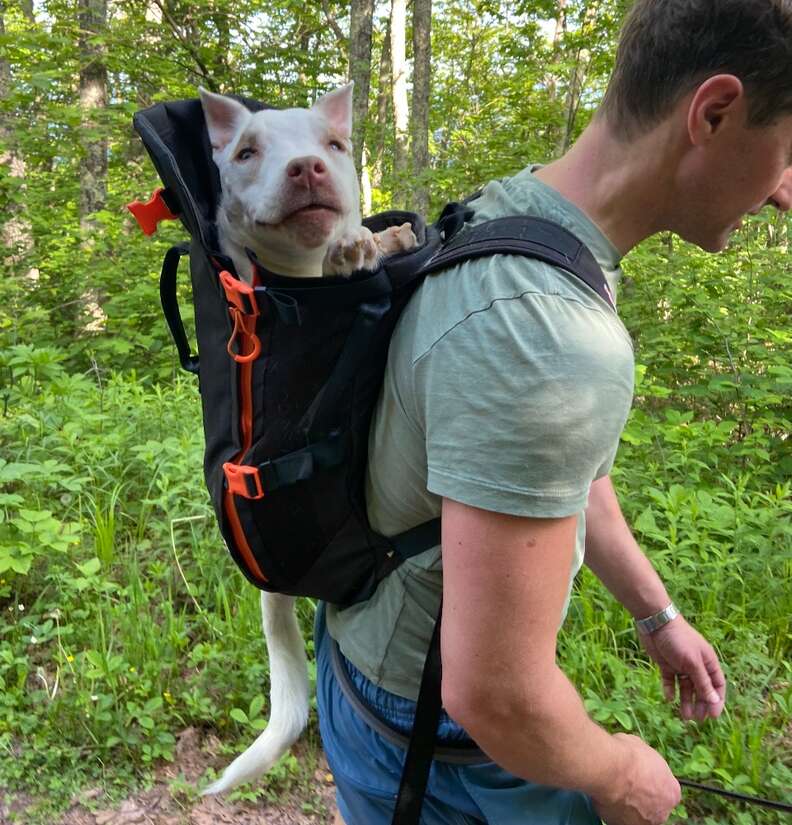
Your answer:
[420,215,615,310]
[391,602,444,825]
[390,518,441,562]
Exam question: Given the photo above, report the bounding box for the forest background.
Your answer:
[0,0,790,823]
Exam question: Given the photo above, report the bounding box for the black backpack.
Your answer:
[129,95,615,825]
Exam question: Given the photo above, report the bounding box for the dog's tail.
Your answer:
[202,592,310,795]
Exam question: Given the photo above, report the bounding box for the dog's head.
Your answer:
[200,85,361,274]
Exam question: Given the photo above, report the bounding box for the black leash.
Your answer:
[678,777,792,814]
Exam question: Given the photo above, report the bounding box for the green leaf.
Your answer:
[229,708,249,725]
[249,694,265,719]
[634,507,659,536]
[144,696,163,713]
[614,711,633,730]
[77,558,102,576]
[9,555,32,575]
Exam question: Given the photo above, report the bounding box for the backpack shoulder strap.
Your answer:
[420,215,616,310]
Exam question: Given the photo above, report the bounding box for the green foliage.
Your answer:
[0,349,321,813]
[1,0,790,821]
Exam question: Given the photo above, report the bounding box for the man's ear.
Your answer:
[311,83,354,140]
[199,88,252,154]
[687,74,744,146]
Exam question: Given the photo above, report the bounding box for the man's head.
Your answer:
[601,0,792,139]
[593,0,792,252]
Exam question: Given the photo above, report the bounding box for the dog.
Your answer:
[198,84,416,797]
[198,83,414,282]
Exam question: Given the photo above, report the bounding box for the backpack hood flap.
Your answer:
[132,95,270,250]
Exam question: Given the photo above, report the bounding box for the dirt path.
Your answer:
[1,728,337,825]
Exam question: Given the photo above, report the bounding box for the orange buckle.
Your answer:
[220,270,260,316]
[221,270,261,363]
[223,463,265,499]
[126,188,179,236]
[227,309,261,363]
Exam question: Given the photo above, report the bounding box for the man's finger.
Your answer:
[678,674,694,720]
[661,669,676,703]
[701,650,727,717]
[685,651,724,709]
[704,649,727,703]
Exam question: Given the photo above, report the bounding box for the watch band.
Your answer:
[635,602,680,634]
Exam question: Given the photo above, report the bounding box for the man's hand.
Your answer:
[638,616,726,721]
[591,733,681,825]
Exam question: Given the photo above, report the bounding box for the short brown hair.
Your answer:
[600,0,792,137]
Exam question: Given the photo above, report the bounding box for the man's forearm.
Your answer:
[584,475,671,618]
[452,662,630,803]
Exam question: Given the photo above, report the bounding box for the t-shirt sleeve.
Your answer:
[413,290,634,518]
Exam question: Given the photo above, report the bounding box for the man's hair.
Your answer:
[600,0,792,137]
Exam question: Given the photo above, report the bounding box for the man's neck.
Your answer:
[533,115,681,257]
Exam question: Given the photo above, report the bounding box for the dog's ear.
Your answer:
[311,83,354,140]
[199,88,251,154]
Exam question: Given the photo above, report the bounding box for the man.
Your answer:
[316,1,792,823]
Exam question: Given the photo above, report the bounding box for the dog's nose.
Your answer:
[287,156,327,187]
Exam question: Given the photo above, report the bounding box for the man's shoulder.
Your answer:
[401,251,621,368]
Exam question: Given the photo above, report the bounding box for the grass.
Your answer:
[0,347,790,823]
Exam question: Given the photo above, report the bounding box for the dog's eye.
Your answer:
[329,140,344,152]
[236,147,257,161]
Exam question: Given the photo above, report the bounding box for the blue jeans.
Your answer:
[315,603,601,825]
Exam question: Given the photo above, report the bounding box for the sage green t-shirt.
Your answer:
[326,166,635,701]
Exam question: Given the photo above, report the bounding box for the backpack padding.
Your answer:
[421,215,615,310]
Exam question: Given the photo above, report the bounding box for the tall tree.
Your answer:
[545,0,567,103]
[78,0,108,224]
[411,0,432,215]
[556,1,599,155]
[348,0,374,177]
[0,0,37,282]
[390,0,409,208]
[78,0,108,331]
[370,20,392,192]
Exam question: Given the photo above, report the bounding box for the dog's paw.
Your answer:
[374,222,418,256]
[323,226,380,276]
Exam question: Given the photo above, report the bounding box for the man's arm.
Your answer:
[584,475,726,720]
[440,497,680,825]
[583,475,671,616]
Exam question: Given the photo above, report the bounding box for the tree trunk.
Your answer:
[390,0,409,208]
[348,0,374,178]
[360,145,373,214]
[371,20,391,192]
[0,0,37,282]
[556,2,597,156]
[557,48,586,156]
[545,0,566,102]
[78,0,108,331]
[411,0,432,216]
[79,0,108,222]
[298,28,312,104]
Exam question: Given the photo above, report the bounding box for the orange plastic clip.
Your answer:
[126,188,179,236]
[223,463,265,499]
[220,270,262,363]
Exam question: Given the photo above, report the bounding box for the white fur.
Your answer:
[202,594,309,794]
[198,86,417,797]
[199,84,378,280]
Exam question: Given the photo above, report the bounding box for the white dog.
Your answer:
[198,84,415,796]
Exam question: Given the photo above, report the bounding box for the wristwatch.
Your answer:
[635,602,680,635]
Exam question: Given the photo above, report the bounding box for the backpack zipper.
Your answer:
[220,270,269,586]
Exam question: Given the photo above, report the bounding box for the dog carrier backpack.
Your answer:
[129,95,615,825]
